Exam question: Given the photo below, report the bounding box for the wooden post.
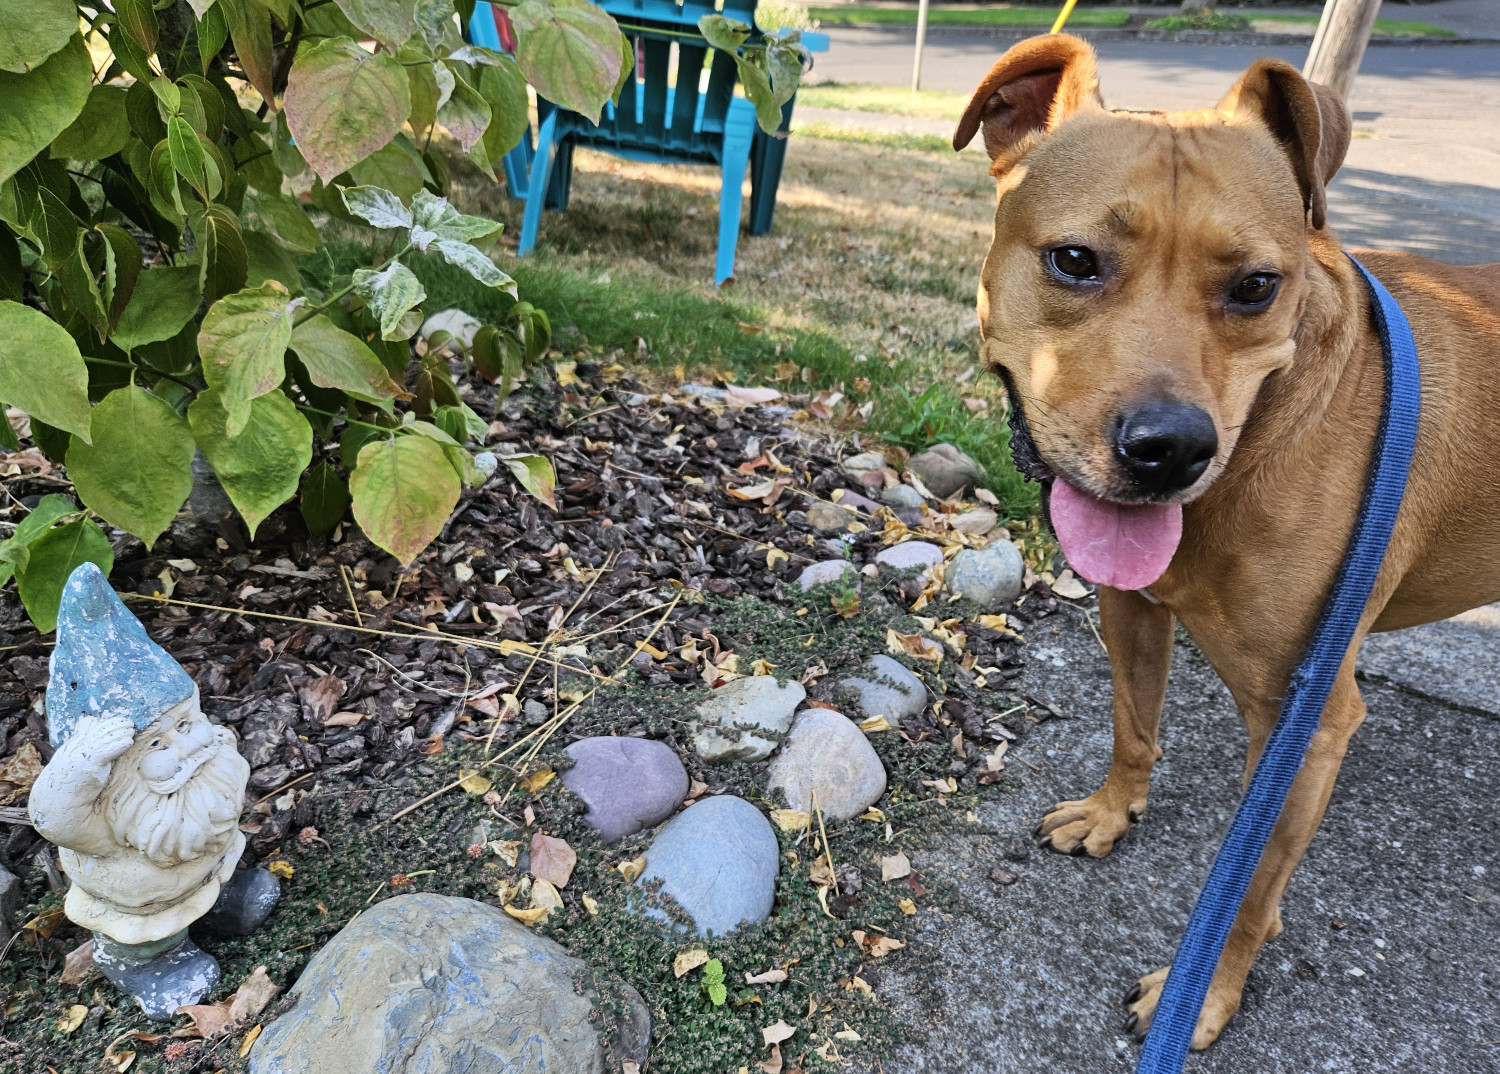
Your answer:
[911,0,930,91]
[1303,0,1382,101]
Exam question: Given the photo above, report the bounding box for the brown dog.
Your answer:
[954,34,1500,1050]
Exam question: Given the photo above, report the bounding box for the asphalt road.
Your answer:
[871,604,1500,1073]
[808,32,1500,264]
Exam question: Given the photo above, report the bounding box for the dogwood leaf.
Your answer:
[15,518,114,633]
[197,282,295,436]
[284,37,410,182]
[341,185,413,230]
[0,301,93,441]
[0,35,92,186]
[188,389,313,538]
[353,260,426,340]
[350,434,459,564]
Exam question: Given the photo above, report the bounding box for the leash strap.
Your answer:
[1136,256,1421,1072]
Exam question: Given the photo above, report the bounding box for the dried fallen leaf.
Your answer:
[581,893,599,917]
[857,715,892,733]
[621,1062,640,1074]
[0,741,43,803]
[175,965,280,1039]
[852,930,907,958]
[60,939,95,986]
[21,905,65,939]
[886,629,942,664]
[745,968,788,985]
[769,808,810,833]
[761,1043,784,1074]
[617,856,646,883]
[267,860,294,881]
[458,769,493,795]
[519,768,556,794]
[529,833,577,888]
[1050,569,1090,600]
[765,548,788,570]
[530,878,564,912]
[488,839,522,866]
[834,1027,863,1042]
[299,674,345,726]
[898,898,917,916]
[504,904,549,926]
[673,949,709,977]
[56,1004,88,1033]
[323,710,365,728]
[880,852,912,882]
[950,507,998,536]
[762,1019,796,1046]
[239,1024,263,1057]
[725,385,782,406]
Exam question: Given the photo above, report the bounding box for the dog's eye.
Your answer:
[1230,272,1280,307]
[1048,246,1099,281]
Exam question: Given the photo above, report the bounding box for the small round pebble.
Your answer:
[946,542,1025,610]
[882,484,925,509]
[840,655,927,726]
[807,501,857,533]
[874,541,945,572]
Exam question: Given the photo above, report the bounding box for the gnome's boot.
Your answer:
[194,867,281,937]
[93,929,220,1020]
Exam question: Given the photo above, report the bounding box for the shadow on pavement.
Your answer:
[1330,167,1500,265]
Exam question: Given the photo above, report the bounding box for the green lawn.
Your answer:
[1251,13,1455,38]
[808,5,1129,28]
[797,83,969,123]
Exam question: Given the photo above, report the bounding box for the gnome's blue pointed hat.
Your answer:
[46,562,196,747]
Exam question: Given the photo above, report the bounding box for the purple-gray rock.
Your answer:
[907,443,982,498]
[250,893,649,1074]
[874,541,945,572]
[797,560,856,591]
[636,796,778,937]
[840,655,928,726]
[767,709,887,820]
[193,867,281,938]
[561,737,689,842]
[836,490,883,514]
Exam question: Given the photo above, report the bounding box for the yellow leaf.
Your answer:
[617,856,646,883]
[749,658,778,676]
[844,975,873,996]
[238,1024,263,1058]
[267,860,294,881]
[530,878,563,911]
[898,898,916,916]
[769,808,810,833]
[852,930,906,958]
[582,893,599,917]
[499,639,539,656]
[489,839,522,866]
[636,641,669,660]
[519,768,556,794]
[554,360,581,386]
[56,1004,87,1033]
[977,614,1008,631]
[859,807,886,822]
[504,904,550,926]
[673,949,709,977]
[857,715,892,733]
[112,1051,136,1072]
[458,769,493,794]
[765,548,788,569]
[886,628,942,664]
[558,686,588,703]
[834,1028,862,1042]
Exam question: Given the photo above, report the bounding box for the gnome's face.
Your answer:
[133,699,221,794]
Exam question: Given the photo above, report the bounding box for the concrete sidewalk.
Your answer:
[803,34,1500,264]
[871,603,1500,1072]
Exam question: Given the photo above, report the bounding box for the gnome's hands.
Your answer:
[66,715,137,780]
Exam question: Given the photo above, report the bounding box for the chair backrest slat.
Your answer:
[640,37,672,140]
[672,42,707,135]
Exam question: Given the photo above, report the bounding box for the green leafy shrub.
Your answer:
[0,0,805,630]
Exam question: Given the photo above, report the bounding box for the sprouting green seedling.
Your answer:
[702,958,727,1006]
[830,583,862,619]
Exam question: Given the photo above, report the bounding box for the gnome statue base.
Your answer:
[27,563,280,1020]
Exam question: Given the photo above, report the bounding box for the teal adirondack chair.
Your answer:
[466,0,826,285]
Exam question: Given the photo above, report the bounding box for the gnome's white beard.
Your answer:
[103,734,246,866]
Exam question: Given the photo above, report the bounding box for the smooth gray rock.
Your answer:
[797,560,856,591]
[874,541,945,572]
[841,451,888,476]
[194,867,281,938]
[561,737,689,842]
[420,308,481,348]
[840,655,928,726]
[907,443,982,498]
[807,501,857,533]
[882,484,926,509]
[95,932,219,1021]
[692,676,804,762]
[251,894,649,1074]
[946,541,1025,611]
[637,796,778,937]
[767,709,887,820]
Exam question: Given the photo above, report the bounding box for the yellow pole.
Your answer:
[1050,0,1080,34]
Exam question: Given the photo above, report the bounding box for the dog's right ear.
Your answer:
[952,34,1103,163]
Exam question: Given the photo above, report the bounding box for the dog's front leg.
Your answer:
[1126,664,1368,1049]
[1037,586,1173,857]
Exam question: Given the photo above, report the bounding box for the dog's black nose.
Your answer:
[1113,402,1218,496]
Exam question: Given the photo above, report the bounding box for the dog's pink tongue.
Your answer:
[1049,480,1182,591]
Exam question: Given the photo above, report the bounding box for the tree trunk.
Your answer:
[1303,0,1383,102]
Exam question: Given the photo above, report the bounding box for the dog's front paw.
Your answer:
[1123,966,1239,1051]
[1035,790,1142,857]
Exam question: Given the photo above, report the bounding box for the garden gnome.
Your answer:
[28,563,279,1018]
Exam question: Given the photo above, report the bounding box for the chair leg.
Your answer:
[716,101,754,286]
[545,142,574,211]
[519,112,559,258]
[748,97,795,236]
[501,134,531,200]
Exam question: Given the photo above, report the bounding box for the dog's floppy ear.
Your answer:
[1217,59,1351,230]
[952,34,1102,162]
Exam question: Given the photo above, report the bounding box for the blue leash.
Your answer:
[1136,255,1421,1073]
